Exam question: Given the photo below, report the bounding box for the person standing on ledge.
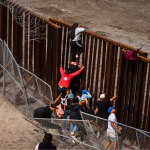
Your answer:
[69,23,85,62]
[96,94,117,138]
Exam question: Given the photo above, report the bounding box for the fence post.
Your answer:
[136,130,141,150]
[18,66,31,117]
[11,54,16,106]
[3,40,5,95]
[115,124,120,150]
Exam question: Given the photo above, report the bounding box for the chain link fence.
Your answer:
[80,111,150,150]
[0,39,53,118]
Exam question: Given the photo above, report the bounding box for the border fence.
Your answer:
[0,39,150,150]
[1,0,150,132]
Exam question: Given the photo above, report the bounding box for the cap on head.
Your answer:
[82,89,87,94]
[100,94,105,99]
[108,106,114,113]
[50,104,58,109]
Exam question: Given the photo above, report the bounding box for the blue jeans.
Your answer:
[62,108,68,129]
[58,86,62,92]
[70,122,77,133]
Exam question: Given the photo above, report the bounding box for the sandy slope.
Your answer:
[28,0,150,55]
[0,94,44,150]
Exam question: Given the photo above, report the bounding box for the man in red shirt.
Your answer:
[58,64,84,91]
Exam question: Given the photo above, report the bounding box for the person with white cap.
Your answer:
[96,93,117,138]
[105,107,122,150]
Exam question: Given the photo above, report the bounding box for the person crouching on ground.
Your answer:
[105,107,122,150]
[68,97,80,136]
[96,93,117,138]
[58,64,84,92]
[35,133,56,150]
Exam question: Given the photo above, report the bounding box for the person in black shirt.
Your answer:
[96,93,117,137]
[35,133,56,150]
[69,63,82,96]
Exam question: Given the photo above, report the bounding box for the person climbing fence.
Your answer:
[68,23,85,62]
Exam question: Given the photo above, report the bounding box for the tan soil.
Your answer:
[29,0,150,55]
[0,94,45,149]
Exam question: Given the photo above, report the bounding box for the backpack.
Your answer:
[124,49,140,61]
[68,29,75,40]
[68,29,80,40]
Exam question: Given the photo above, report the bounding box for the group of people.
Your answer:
[34,23,122,150]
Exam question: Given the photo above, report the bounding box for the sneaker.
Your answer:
[62,129,67,133]
[59,138,67,143]
[71,136,77,143]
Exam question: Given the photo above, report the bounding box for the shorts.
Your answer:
[107,129,118,142]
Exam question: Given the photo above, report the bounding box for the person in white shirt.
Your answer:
[105,107,122,150]
[69,23,85,62]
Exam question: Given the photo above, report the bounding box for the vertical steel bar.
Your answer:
[3,40,5,95]
[100,41,106,94]
[94,40,102,109]
[87,37,94,89]
[8,6,12,50]
[115,50,126,120]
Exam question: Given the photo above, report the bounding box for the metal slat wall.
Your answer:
[49,18,150,131]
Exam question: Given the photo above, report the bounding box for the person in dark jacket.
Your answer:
[35,133,56,150]
[69,63,82,96]
[72,100,88,142]
[68,97,80,136]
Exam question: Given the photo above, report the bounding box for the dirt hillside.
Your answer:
[0,94,45,149]
[29,0,150,55]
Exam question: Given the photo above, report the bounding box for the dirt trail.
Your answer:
[29,0,150,55]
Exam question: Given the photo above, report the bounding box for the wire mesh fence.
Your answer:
[0,39,53,118]
[24,117,103,150]
[80,111,150,150]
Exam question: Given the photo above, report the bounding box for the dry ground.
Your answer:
[29,0,150,54]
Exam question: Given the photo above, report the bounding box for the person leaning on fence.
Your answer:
[68,97,80,136]
[35,132,56,150]
[69,23,85,62]
[105,107,122,150]
[33,104,66,143]
[58,64,84,92]
[96,93,117,138]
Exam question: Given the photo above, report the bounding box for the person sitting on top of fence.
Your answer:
[58,64,84,92]
[105,106,122,150]
[68,23,85,63]
[96,93,117,138]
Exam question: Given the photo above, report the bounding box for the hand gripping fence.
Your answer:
[1,38,150,149]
